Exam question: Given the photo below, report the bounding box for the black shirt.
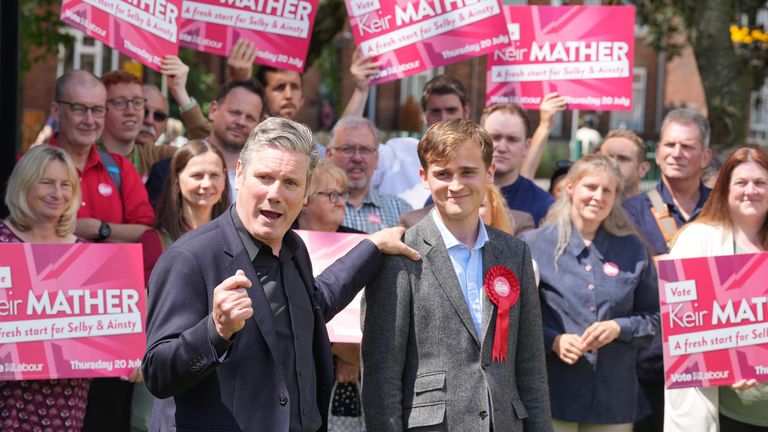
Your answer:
[231,206,321,432]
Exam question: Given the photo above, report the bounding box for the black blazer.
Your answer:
[142,208,382,431]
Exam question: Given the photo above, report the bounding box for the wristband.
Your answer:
[180,97,198,113]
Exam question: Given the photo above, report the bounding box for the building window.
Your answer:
[610,67,647,132]
[57,28,118,78]
[398,67,444,107]
[749,83,768,145]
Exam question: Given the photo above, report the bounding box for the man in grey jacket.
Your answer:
[362,119,552,431]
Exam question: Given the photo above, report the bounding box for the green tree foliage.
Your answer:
[306,0,347,70]
[175,48,218,117]
[635,0,768,147]
[20,0,73,77]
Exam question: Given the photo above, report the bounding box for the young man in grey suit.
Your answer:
[362,119,552,431]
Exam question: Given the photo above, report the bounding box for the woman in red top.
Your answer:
[0,145,87,431]
[138,140,230,285]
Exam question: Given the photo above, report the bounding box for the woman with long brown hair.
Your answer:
[138,140,230,285]
[665,146,768,432]
[132,140,231,430]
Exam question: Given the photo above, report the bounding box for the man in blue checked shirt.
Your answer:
[326,116,412,233]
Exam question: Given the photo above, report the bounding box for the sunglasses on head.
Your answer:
[144,108,168,122]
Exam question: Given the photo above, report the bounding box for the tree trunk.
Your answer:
[691,0,752,147]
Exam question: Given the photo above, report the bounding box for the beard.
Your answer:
[214,126,248,152]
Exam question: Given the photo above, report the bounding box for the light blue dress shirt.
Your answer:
[431,210,489,337]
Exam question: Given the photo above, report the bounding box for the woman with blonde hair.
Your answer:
[521,154,660,431]
[665,146,768,432]
[296,160,359,233]
[479,183,515,234]
[0,145,91,429]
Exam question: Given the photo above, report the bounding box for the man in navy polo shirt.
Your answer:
[481,103,553,226]
[623,107,712,432]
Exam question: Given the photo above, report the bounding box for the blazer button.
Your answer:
[479,410,488,419]
[279,395,288,406]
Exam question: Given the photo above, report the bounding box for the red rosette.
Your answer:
[484,265,520,363]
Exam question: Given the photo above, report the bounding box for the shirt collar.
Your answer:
[83,144,105,172]
[431,209,488,251]
[565,221,607,260]
[657,180,709,206]
[231,205,262,261]
[361,188,383,207]
[656,180,711,220]
[230,205,298,262]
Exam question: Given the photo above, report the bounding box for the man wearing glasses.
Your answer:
[100,71,176,182]
[481,103,554,226]
[326,116,412,233]
[136,84,170,147]
[47,70,155,431]
[49,70,154,244]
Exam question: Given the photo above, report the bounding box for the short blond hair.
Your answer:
[5,145,81,237]
[308,160,348,196]
[603,129,646,161]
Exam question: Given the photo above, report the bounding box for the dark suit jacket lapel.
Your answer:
[421,216,481,347]
[288,231,322,316]
[220,213,281,363]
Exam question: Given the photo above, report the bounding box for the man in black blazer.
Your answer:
[142,117,419,431]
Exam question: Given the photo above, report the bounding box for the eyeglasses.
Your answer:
[312,189,350,204]
[332,146,377,158]
[56,100,107,118]
[107,97,146,111]
[144,108,168,122]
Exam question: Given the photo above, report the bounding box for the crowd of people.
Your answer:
[3,39,768,432]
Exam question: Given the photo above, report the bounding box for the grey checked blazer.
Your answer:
[362,215,552,431]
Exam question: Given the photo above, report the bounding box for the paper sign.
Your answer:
[0,243,146,380]
[658,252,768,389]
[345,0,512,85]
[295,230,368,343]
[60,0,182,71]
[486,6,635,110]
[179,0,319,71]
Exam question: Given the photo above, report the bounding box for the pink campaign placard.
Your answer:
[60,0,182,71]
[0,243,146,380]
[295,230,368,343]
[486,6,634,110]
[179,0,318,72]
[658,252,768,389]
[346,0,512,85]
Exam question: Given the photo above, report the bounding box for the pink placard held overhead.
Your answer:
[0,243,146,380]
[486,6,635,110]
[658,252,768,389]
[60,0,182,71]
[295,230,369,343]
[179,0,318,72]
[345,0,511,85]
